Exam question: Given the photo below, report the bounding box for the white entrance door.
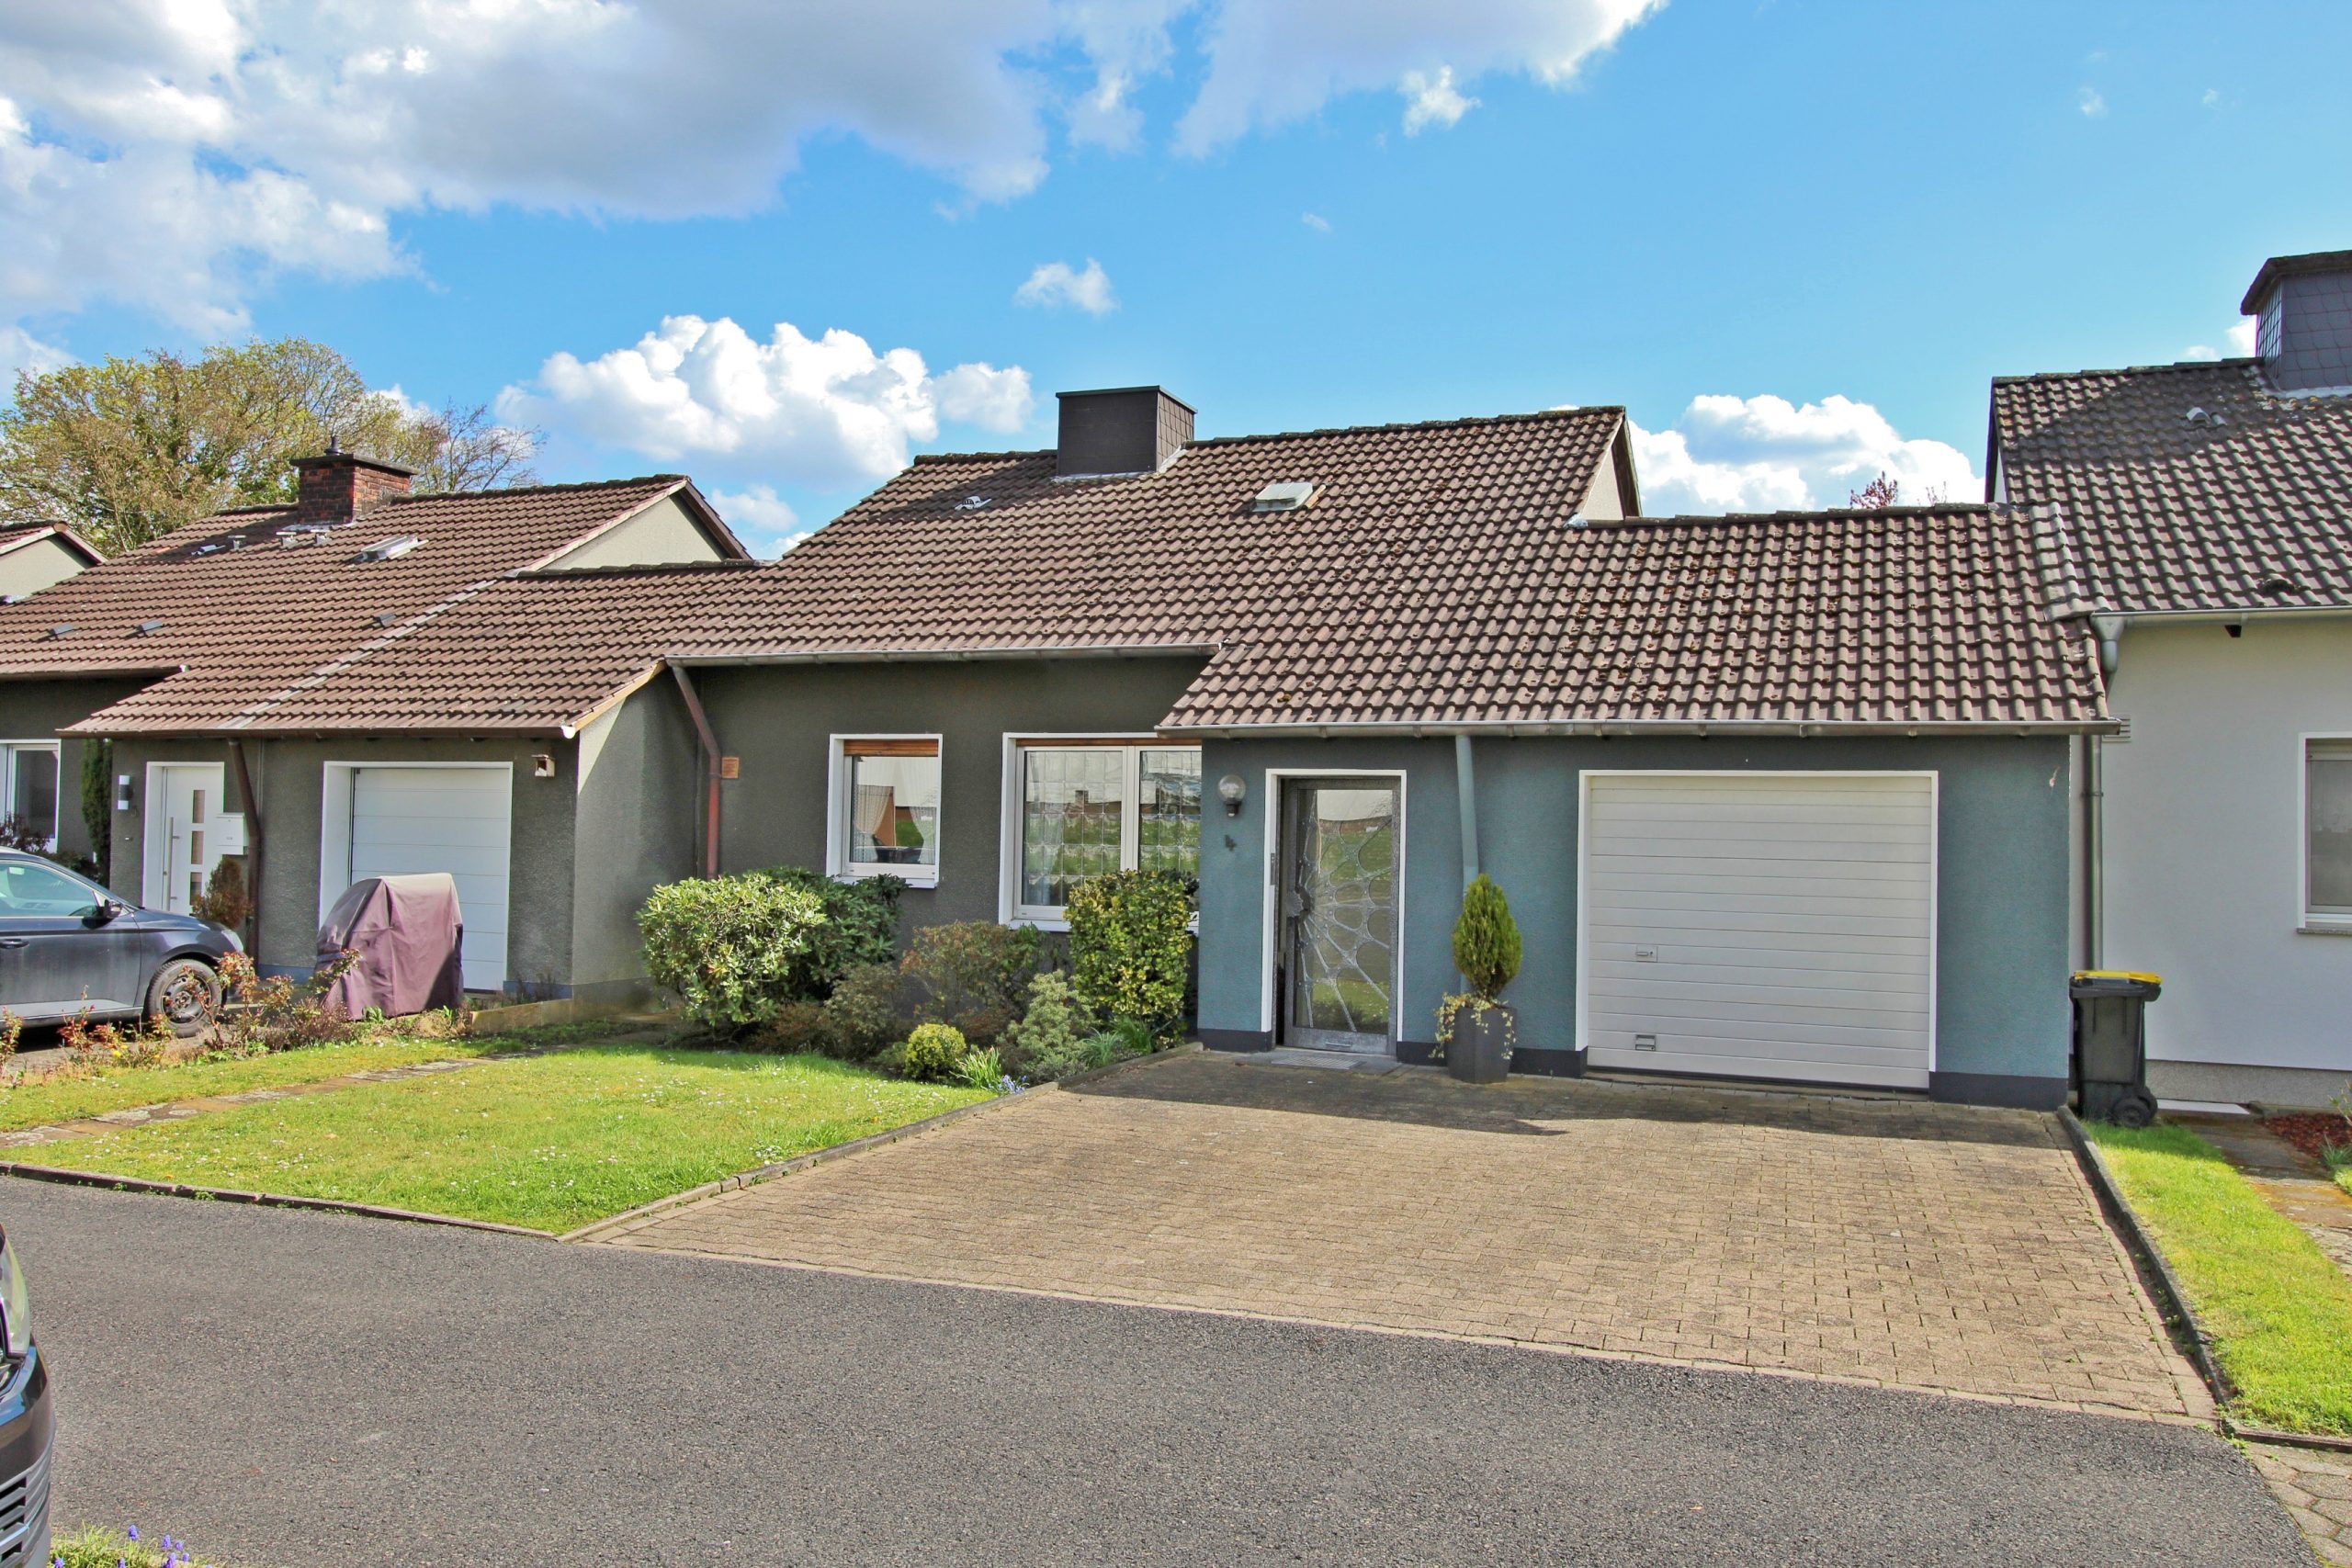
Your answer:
[150,763,226,916]
[343,766,513,993]
[1580,773,1936,1089]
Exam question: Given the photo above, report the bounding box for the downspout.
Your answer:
[227,739,263,962]
[1453,733,1480,890]
[670,664,722,877]
[2086,615,2125,970]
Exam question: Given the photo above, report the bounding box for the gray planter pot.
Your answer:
[1447,1004,1512,1084]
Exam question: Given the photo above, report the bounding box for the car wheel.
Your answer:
[146,958,220,1038]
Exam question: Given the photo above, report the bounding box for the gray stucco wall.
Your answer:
[0,676,161,863]
[574,682,700,999]
[0,537,94,603]
[693,657,1208,933]
[1194,734,2075,1102]
[109,735,582,993]
[542,495,726,570]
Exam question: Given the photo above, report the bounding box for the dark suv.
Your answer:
[0,852,241,1034]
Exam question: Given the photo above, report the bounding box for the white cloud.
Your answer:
[1173,0,1664,152]
[2078,85,2108,118]
[1015,258,1118,315]
[0,1,1668,337]
[1630,393,1982,515]
[2182,344,2220,362]
[1401,66,1479,133]
[0,325,69,391]
[2201,87,2222,108]
[707,483,809,559]
[1301,210,1332,232]
[498,315,1035,491]
[2230,319,2258,355]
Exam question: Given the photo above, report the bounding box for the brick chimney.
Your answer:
[288,441,415,523]
[2241,250,2352,392]
[1055,387,1194,479]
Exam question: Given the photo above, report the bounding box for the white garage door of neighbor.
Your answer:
[1580,773,1935,1090]
[347,766,513,992]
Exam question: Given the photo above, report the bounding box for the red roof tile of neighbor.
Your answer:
[46,408,2110,737]
[1991,359,2352,614]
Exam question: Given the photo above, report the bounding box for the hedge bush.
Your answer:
[1001,971,1093,1079]
[900,1021,969,1081]
[759,866,902,1000]
[1066,870,1193,1043]
[820,962,902,1059]
[903,920,1041,1045]
[638,874,827,1032]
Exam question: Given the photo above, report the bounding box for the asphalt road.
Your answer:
[7,1178,2310,1567]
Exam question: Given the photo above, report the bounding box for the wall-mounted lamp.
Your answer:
[531,753,555,779]
[115,773,133,812]
[1217,773,1247,817]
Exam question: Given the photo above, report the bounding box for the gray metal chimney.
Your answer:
[2242,251,2352,391]
[1055,387,1194,479]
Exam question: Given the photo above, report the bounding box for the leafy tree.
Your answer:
[0,339,541,555]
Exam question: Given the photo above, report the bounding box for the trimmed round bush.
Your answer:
[637,874,827,1032]
[899,1021,969,1081]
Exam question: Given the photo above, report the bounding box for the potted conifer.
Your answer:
[1437,874,1520,1084]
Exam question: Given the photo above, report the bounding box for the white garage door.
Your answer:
[1580,773,1934,1089]
[347,766,512,992]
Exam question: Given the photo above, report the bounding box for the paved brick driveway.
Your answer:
[599,1051,2204,1418]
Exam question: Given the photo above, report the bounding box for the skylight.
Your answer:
[356,536,424,561]
[1250,480,1316,513]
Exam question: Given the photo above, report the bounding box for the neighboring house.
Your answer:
[1989,249,2352,1107]
[562,387,2105,1106]
[0,448,752,998]
[0,525,103,604]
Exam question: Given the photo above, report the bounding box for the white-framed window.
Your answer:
[831,736,943,885]
[1006,739,1201,921]
[0,742,59,848]
[2308,739,2352,924]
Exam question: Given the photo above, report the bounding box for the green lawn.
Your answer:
[52,1045,995,1233]
[2086,1119,2352,1436]
[0,1031,543,1134]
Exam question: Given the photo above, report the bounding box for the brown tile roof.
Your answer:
[0,476,715,728]
[1160,505,2106,730]
[59,407,2109,737]
[1989,359,2352,614]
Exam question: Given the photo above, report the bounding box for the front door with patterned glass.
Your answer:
[1280,781,1399,1055]
[153,764,224,916]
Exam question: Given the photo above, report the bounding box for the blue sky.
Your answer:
[5,1,2348,552]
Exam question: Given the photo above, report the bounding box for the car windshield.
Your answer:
[0,859,103,918]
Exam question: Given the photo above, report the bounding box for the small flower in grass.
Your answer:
[125,1529,138,1541]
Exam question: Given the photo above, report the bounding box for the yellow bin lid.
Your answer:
[2072,969,2163,985]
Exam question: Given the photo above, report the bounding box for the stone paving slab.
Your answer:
[605,1051,2206,1419]
[2249,1442,2352,1565]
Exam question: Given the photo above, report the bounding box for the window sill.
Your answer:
[838,865,940,888]
[2298,921,2352,938]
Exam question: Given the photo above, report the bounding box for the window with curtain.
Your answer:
[839,739,941,878]
[2310,740,2352,920]
[1013,742,1200,917]
[0,743,59,848]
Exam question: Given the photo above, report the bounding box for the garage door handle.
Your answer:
[0,939,24,949]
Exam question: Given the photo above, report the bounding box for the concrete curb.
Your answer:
[0,1159,556,1239]
[565,1042,1199,1244]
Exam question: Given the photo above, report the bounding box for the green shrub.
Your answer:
[1001,972,1094,1078]
[80,739,111,884]
[746,998,830,1055]
[1452,874,1521,1000]
[759,866,903,999]
[899,1021,969,1081]
[820,962,902,1059]
[1066,870,1193,1043]
[902,920,1042,1044]
[1104,1015,1154,1057]
[638,874,828,1032]
[953,1044,1008,1090]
